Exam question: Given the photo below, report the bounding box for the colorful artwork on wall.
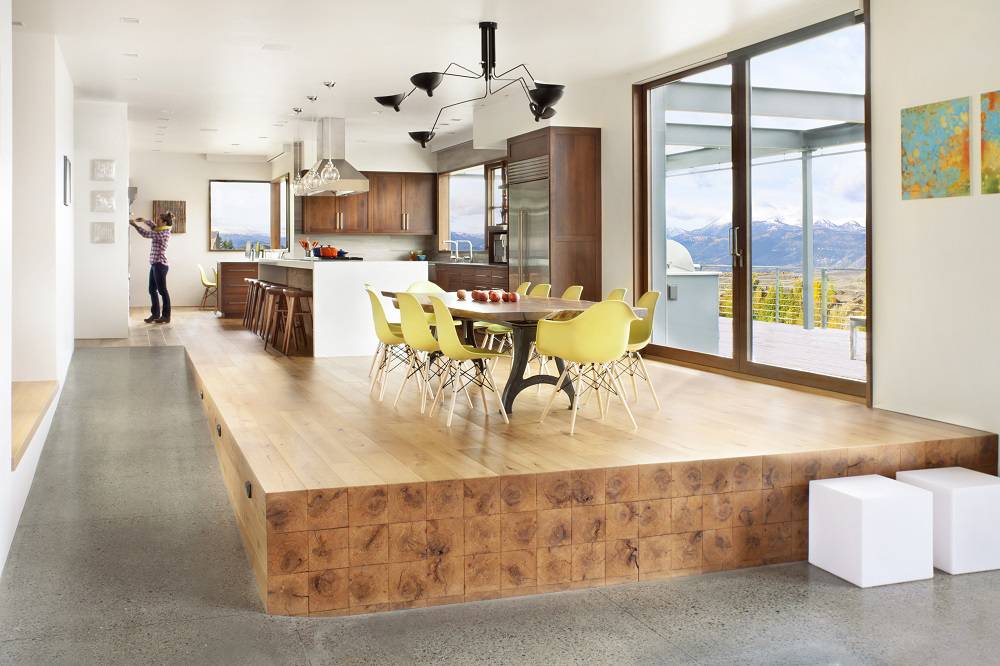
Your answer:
[983,91,1000,195]
[901,96,970,199]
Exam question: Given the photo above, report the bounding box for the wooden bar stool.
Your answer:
[261,286,287,352]
[242,278,261,329]
[280,288,313,355]
[254,281,277,338]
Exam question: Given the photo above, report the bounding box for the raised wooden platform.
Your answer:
[162,310,996,616]
[11,380,58,470]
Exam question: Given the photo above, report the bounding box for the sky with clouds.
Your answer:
[663,23,866,232]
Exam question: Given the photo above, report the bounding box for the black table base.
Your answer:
[500,323,574,414]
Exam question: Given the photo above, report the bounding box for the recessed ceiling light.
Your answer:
[156,116,169,121]
[261,43,290,51]
[199,128,219,132]
[156,125,167,129]
[122,76,140,81]
[152,149,161,152]
[122,52,139,58]
[450,118,461,121]
[231,143,240,146]
[370,111,381,116]
[120,16,140,24]
[258,136,268,139]
[272,124,283,127]
[154,140,163,143]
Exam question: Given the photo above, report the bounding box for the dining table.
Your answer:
[382,290,647,414]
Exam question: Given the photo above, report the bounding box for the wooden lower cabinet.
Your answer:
[432,263,508,292]
[217,261,258,318]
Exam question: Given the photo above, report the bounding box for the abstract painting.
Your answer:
[152,199,187,234]
[901,96,970,199]
[983,91,1000,195]
[90,158,116,182]
[91,190,115,213]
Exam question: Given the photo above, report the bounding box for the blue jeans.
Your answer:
[148,263,170,319]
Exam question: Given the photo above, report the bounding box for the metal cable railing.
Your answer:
[701,265,866,330]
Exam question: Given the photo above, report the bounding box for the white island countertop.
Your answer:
[257,257,428,357]
[257,258,431,271]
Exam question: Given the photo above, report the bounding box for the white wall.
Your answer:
[11,31,74,381]
[74,100,130,339]
[128,151,270,307]
[871,0,1000,434]
[2,22,74,574]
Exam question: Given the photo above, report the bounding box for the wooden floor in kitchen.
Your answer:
[87,308,997,617]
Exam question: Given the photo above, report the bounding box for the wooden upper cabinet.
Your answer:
[402,173,435,235]
[302,196,339,234]
[300,171,436,236]
[368,172,405,233]
[338,193,368,233]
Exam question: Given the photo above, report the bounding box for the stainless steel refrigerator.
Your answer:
[507,156,550,292]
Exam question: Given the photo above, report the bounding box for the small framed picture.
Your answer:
[90,158,116,182]
[91,190,115,213]
[63,156,72,206]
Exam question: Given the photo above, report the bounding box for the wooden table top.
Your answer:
[381,291,647,324]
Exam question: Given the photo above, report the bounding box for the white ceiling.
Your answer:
[12,0,852,157]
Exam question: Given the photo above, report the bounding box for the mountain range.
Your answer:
[671,218,866,269]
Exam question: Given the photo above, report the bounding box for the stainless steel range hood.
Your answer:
[298,117,369,196]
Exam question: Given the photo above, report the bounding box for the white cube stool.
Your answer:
[896,467,1000,575]
[809,475,933,587]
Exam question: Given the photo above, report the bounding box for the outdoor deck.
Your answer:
[718,318,866,381]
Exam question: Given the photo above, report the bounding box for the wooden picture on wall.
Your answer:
[152,200,187,233]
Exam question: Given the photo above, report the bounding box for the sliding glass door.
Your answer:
[749,23,867,382]
[641,14,868,395]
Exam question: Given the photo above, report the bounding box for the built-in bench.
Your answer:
[11,380,58,470]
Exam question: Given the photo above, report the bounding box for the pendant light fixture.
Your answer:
[374,21,564,148]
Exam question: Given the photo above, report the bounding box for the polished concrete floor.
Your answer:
[1,347,998,665]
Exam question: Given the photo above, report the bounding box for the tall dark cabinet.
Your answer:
[506,127,602,301]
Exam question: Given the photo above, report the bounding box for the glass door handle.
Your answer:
[730,227,744,268]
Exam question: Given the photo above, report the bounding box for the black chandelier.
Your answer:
[374,21,564,148]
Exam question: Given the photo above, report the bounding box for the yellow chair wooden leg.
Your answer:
[485,365,509,424]
[539,366,570,424]
[637,354,662,411]
[612,369,638,430]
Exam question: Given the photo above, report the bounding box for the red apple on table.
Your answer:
[457,289,468,300]
[501,291,510,302]
[509,292,520,302]
[489,290,501,302]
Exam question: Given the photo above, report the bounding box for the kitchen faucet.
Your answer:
[443,240,474,263]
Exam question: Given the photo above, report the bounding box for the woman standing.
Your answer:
[129,211,173,324]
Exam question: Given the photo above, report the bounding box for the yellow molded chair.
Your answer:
[536,300,639,435]
[560,285,584,301]
[197,264,218,310]
[476,281,531,344]
[394,292,446,413]
[605,287,628,301]
[365,287,409,401]
[616,291,662,410]
[529,283,552,298]
[407,280,459,328]
[427,296,509,427]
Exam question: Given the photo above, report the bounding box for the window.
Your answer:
[440,165,487,251]
[209,180,280,251]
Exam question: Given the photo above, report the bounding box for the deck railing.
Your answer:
[700,265,866,330]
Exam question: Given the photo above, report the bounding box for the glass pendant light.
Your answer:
[320,160,340,183]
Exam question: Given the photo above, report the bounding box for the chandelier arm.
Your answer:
[490,76,532,99]
[494,62,537,85]
[428,87,490,133]
[442,62,484,78]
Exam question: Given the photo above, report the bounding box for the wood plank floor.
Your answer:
[100,307,990,493]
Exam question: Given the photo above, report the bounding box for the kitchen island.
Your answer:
[257,259,427,357]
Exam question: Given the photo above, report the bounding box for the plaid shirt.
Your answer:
[134,224,170,265]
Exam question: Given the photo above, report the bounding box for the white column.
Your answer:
[801,149,815,330]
